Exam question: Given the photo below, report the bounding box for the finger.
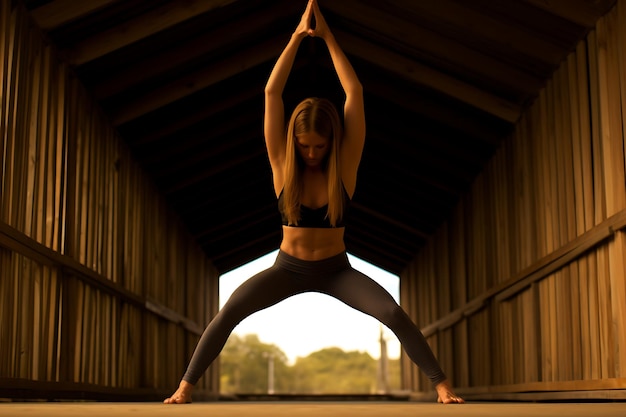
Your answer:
[303,1,314,29]
[311,1,328,33]
[311,0,323,18]
[304,0,313,17]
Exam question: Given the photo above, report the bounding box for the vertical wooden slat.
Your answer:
[533,88,552,382]
[48,51,61,251]
[48,268,61,380]
[556,65,577,381]
[450,201,469,388]
[551,70,567,382]
[10,19,24,224]
[23,24,38,237]
[433,228,446,360]
[621,0,626,163]
[586,28,606,383]
[86,108,97,271]
[8,255,18,377]
[592,15,618,380]
[568,43,590,381]
[587,35,607,224]
[0,0,8,149]
[615,0,626,379]
[399,262,413,390]
[0,0,8,219]
[561,57,583,380]
[601,1,626,378]
[609,230,626,377]
[41,48,56,251]
[32,40,45,245]
[0,250,10,375]
[598,9,626,218]
[579,35,601,380]
[516,114,535,270]
[15,12,37,379]
[532,93,547,260]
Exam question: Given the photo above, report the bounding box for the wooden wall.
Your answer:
[401,0,626,401]
[0,1,219,400]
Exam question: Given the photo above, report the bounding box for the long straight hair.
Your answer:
[283,97,343,226]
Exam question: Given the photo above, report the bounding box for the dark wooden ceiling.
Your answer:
[24,0,617,275]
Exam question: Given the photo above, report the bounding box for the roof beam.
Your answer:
[363,75,506,147]
[110,35,285,125]
[196,208,277,244]
[344,237,408,276]
[360,151,462,197]
[164,148,266,195]
[373,0,566,66]
[66,0,238,65]
[30,0,121,30]
[91,0,303,100]
[324,1,543,95]
[347,216,424,258]
[351,202,430,241]
[124,84,262,147]
[208,230,281,273]
[365,125,482,182]
[152,126,260,179]
[182,178,272,219]
[522,0,617,27]
[334,29,522,123]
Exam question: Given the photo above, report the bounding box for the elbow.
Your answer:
[264,85,282,98]
[348,81,363,97]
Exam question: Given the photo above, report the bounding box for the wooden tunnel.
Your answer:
[1,0,625,402]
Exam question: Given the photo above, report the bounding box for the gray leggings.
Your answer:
[182,250,447,386]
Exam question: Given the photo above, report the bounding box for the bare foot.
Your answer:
[164,380,194,404]
[435,380,465,404]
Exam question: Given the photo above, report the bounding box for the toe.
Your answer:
[438,392,464,404]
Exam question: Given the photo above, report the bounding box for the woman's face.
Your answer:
[295,131,330,167]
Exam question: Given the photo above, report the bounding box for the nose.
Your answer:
[308,148,316,158]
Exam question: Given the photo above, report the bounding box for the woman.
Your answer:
[165,0,464,404]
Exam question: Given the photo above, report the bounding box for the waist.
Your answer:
[275,250,350,275]
[280,226,346,261]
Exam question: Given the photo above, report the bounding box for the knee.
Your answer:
[381,304,410,329]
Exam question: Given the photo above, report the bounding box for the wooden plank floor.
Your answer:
[0,402,625,417]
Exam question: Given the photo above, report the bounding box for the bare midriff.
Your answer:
[280,226,346,260]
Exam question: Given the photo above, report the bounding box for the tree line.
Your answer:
[219,334,401,394]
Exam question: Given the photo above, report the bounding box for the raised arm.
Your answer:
[311,0,365,197]
[264,0,314,196]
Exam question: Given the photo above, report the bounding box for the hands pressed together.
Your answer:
[295,0,331,40]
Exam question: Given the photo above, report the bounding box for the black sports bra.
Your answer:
[277,186,350,228]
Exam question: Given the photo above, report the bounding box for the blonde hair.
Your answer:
[283,97,343,226]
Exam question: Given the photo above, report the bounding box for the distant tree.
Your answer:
[291,347,378,393]
[219,334,401,394]
[220,334,291,394]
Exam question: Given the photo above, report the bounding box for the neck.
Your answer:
[304,165,324,173]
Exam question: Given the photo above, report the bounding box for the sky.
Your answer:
[219,250,401,365]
